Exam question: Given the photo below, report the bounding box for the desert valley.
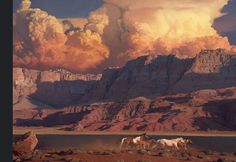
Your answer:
[12,0,236,161]
[13,49,236,162]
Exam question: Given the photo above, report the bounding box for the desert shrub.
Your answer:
[69,157,82,162]
[136,160,152,162]
[116,160,125,162]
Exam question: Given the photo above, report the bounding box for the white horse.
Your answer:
[133,136,142,144]
[120,136,144,149]
[156,138,186,150]
[178,139,193,150]
[120,137,138,149]
[120,134,153,149]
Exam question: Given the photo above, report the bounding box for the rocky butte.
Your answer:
[13,49,236,131]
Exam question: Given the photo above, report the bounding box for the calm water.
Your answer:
[14,135,236,153]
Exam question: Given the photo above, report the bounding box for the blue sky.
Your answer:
[13,0,103,18]
[13,0,236,44]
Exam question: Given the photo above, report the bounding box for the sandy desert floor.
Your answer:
[14,147,236,162]
[13,129,236,162]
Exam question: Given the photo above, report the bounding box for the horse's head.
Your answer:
[185,139,193,144]
[176,137,184,142]
[121,137,130,144]
[141,132,147,136]
[173,138,184,144]
[149,139,157,148]
[120,137,133,149]
[140,132,149,139]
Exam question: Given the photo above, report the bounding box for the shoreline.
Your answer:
[13,128,236,137]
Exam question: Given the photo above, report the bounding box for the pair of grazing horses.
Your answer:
[120,133,192,150]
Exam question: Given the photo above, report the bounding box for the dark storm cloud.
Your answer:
[214,0,236,44]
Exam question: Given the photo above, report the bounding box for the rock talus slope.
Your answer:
[14,88,236,131]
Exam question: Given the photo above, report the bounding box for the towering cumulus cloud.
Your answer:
[102,0,232,60]
[13,0,235,72]
[13,0,109,72]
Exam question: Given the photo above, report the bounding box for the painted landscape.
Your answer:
[13,0,236,162]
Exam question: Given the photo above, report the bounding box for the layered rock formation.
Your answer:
[13,68,101,107]
[14,49,236,107]
[13,49,236,131]
[88,49,236,102]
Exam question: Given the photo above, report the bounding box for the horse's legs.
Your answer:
[119,143,124,150]
[176,144,179,150]
[184,145,187,150]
